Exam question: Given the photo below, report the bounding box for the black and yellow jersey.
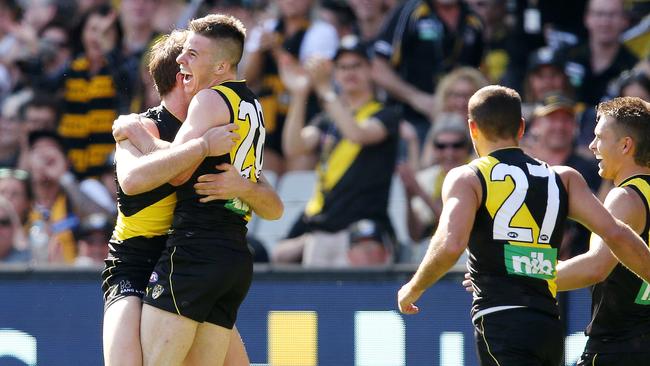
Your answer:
[585,174,650,352]
[112,105,181,242]
[291,101,399,234]
[59,56,119,179]
[170,81,264,243]
[468,148,569,319]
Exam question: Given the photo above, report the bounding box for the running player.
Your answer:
[555,97,650,365]
[103,29,280,366]
[398,86,650,365]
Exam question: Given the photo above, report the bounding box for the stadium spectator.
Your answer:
[347,219,395,267]
[73,213,111,266]
[25,130,108,263]
[522,46,573,120]
[243,0,338,174]
[19,20,73,94]
[372,0,444,144]
[18,93,60,134]
[347,0,392,49]
[399,113,471,249]
[417,67,486,168]
[526,93,602,259]
[114,0,160,108]
[561,0,637,106]
[0,168,32,225]
[468,0,530,89]
[0,196,29,263]
[431,0,484,71]
[320,0,356,38]
[58,4,123,179]
[273,36,399,267]
[0,99,23,168]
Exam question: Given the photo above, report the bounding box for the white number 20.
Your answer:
[490,163,560,243]
[233,99,265,179]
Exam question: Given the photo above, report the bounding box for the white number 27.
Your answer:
[490,163,560,243]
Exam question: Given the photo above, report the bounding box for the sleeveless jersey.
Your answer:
[112,105,181,242]
[468,148,569,318]
[170,81,265,243]
[585,174,650,350]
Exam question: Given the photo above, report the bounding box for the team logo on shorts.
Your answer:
[149,272,158,283]
[152,284,164,299]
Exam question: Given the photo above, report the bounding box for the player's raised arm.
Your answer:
[167,89,233,186]
[559,166,650,283]
[115,113,238,195]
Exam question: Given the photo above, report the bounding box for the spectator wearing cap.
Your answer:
[25,130,110,263]
[242,0,339,175]
[347,219,395,267]
[0,196,30,264]
[73,213,112,266]
[273,36,399,267]
[398,113,472,253]
[560,0,637,106]
[525,92,603,259]
[522,47,573,120]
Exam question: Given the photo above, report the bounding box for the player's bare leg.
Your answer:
[140,304,198,366]
[103,297,144,366]
[182,322,233,366]
[223,327,249,366]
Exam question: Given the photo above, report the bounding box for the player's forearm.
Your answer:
[410,236,463,292]
[282,93,310,157]
[239,178,283,220]
[120,138,207,195]
[556,256,605,291]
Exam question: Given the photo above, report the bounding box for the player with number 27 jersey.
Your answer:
[468,147,569,321]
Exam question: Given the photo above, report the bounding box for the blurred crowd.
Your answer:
[0,0,648,268]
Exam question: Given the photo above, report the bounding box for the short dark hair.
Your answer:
[28,130,65,152]
[18,93,61,122]
[597,97,650,167]
[468,85,522,140]
[148,30,188,97]
[188,14,246,66]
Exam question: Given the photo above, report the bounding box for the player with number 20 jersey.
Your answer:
[143,80,264,329]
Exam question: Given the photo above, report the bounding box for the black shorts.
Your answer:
[474,307,564,366]
[142,239,253,329]
[577,352,650,365]
[101,235,167,310]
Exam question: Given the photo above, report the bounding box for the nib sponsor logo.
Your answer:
[504,245,557,280]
